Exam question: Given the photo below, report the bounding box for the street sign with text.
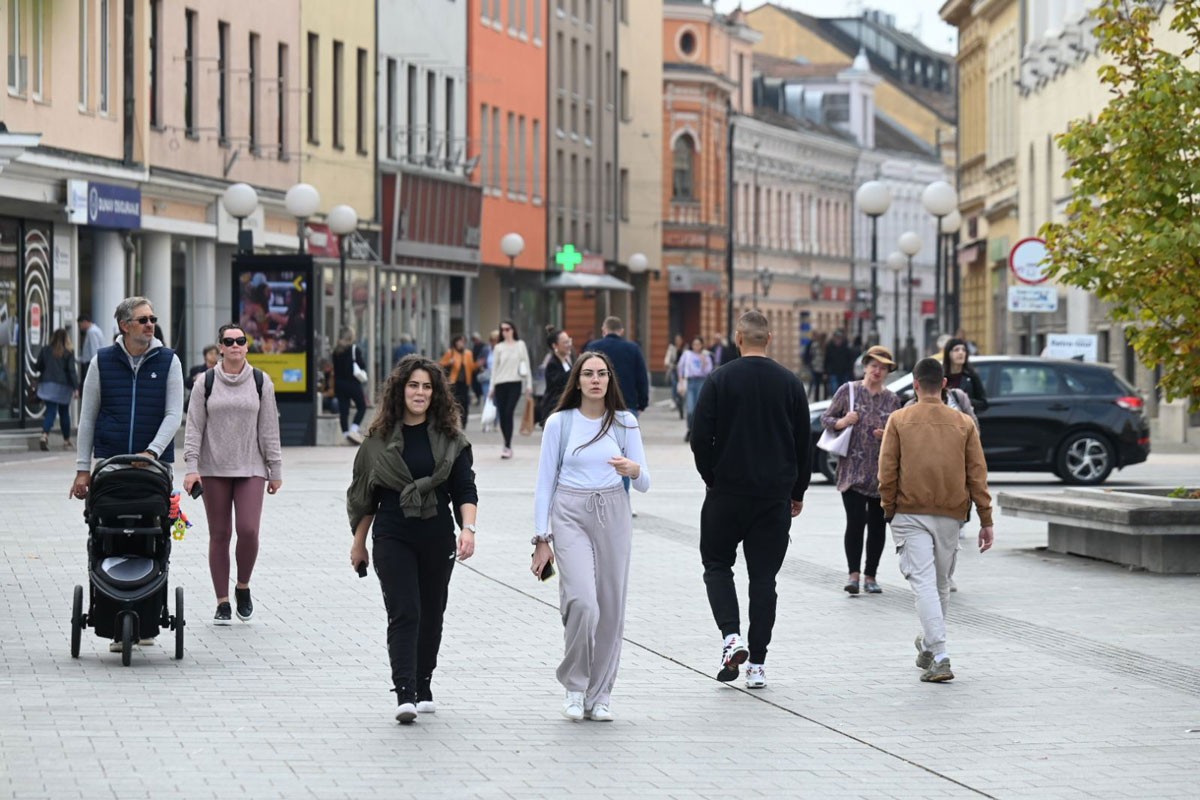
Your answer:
[1008,285,1058,312]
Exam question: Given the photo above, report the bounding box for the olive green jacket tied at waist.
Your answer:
[346,423,470,533]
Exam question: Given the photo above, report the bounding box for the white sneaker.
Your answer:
[718,634,749,682]
[346,430,365,444]
[562,691,585,721]
[586,703,613,722]
[416,700,436,714]
[109,638,155,652]
[745,663,766,689]
[394,702,417,725]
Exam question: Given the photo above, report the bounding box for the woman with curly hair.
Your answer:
[531,350,650,722]
[346,354,479,725]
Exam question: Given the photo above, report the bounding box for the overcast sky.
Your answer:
[711,0,957,55]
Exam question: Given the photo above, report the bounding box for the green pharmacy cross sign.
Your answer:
[556,244,583,272]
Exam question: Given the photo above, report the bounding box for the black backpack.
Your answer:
[204,367,264,405]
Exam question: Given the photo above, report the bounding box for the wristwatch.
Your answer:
[463,523,477,534]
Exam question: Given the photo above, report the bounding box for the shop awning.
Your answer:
[543,272,634,292]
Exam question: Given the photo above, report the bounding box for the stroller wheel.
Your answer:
[120,614,134,667]
[174,587,185,660]
[70,585,84,658]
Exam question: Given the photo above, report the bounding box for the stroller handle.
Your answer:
[92,454,174,482]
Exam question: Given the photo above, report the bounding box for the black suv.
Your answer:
[809,356,1150,486]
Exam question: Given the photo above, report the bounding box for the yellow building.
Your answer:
[744,5,957,166]
[940,0,1019,354]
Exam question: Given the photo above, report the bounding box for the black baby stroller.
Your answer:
[70,455,185,665]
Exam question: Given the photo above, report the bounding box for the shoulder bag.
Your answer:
[351,344,369,384]
[816,381,855,458]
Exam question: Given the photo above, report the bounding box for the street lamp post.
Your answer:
[921,180,957,340]
[886,251,905,357]
[627,252,649,343]
[327,204,359,332]
[284,183,321,254]
[898,230,922,369]
[499,232,525,320]
[940,209,963,335]
[222,183,259,254]
[856,180,892,343]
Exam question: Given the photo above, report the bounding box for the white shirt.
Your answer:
[534,409,650,536]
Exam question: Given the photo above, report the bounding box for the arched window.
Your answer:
[672,134,696,200]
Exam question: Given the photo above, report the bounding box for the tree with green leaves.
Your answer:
[1043,0,1200,407]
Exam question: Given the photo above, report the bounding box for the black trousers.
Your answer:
[492,381,522,447]
[452,381,471,429]
[372,530,456,701]
[842,489,886,576]
[335,377,367,433]
[700,490,792,664]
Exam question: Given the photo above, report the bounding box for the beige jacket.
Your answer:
[878,395,993,526]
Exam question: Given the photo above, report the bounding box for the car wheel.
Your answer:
[819,450,839,483]
[1056,431,1115,485]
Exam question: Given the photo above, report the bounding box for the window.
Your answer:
[533,0,541,42]
[480,103,490,187]
[517,115,526,196]
[507,0,516,31]
[532,119,541,201]
[491,0,500,22]
[444,77,454,168]
[996,365,1061,397]
[619,69,629,121]
[555,33,563,89]
[217,22,229,143]
[584,44,592,102]
[385,59,397,159]
[490,106,500,188]
[570,153,577,211]
[277,43,288,159]
[306,33,319,144]
[357,48,369,154]
[584,0,592,26]
[619,168,629,221]
[506,112,515,194]
[99,0,111,112]
[603,160,611,219]
[426,70,436,159]
[149,1,162,124]
[31,0,44,99]
[249,34,260,151]
[406,65,417,158]
[9,0,22,93]
[570,38,578,95]
[184,10,196,132]
[584,156,592,222]
[556,149,564,207]
[672,134,695,200]
[519,0,527,35]
[604,51,611,105]
[80,0,90,107]
[332,40,344,148]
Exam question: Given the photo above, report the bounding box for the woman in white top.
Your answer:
[531,351,650,723]
[486,319,532,459]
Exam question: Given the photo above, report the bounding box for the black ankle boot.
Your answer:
[394,684,417,724]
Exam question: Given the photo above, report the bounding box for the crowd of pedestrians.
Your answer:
[60,296,996,724]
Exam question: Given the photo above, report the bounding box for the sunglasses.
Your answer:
[221,336,248,347]
[129,315,158,325]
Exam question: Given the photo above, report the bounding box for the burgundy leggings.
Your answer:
[201,476,266,599]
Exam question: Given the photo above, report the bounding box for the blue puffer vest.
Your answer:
[94,343,176,462]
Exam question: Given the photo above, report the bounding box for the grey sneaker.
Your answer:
[920,657,954,683]
[914,635,933,670]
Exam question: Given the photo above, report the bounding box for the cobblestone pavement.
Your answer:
[2,404,1198,799]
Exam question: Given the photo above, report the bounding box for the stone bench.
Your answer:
[997,488,1200,574]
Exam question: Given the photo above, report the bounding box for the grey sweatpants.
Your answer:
[890,513,961,658]
[551,484,633,708]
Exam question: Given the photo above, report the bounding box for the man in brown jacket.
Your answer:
[878,357,995,683]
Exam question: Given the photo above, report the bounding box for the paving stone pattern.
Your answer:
[2,407,1198,799]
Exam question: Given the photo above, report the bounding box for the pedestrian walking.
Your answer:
[691,311,809,688]
[34,328,78,450]
[664,334,685,418]
[825,330,854,395]
[487,320,532,459]
[531,351,649,721]
[346,355,478,724]
[942,337,988,410]
[540,328,573,423]
[821,345,902,595]
[470,332,489,405]
[438,334,477,429]
[678,336,714,442]
[183,324,283,625]
[332,327,369,444]
[70,296,184,653]
[878,357,994,683]
[585,316,650,415]
[803,331,827,402]
[76,314,105,388]
[392,334,417,370]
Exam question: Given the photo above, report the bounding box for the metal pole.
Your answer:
[933,217,943,338]
[297,218,307,254]
[507,255,516,319]
[893,267,900,356]
[724,102,736,341]
[869,214,879,343]
[338,235,348,332]
[905,255,915,367]
[951,229,961,335]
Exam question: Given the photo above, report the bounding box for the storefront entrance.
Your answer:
[0,217,54,428]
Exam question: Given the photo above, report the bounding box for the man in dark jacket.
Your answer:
[691,310,810,689]
[584,316,649,414]
[824,329,855,394]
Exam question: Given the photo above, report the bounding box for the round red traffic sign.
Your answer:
[1009,237,1051,285]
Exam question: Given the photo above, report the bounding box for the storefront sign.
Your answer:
[1043,334,1098,362]
[66,180,142,229]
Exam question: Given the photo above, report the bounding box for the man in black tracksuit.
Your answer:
[690,310,811,687]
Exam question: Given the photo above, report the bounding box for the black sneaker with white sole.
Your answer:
[235,587,253,621]
[214,602,232,625]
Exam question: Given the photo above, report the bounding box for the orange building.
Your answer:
[660,2,758,354]
[468,0,549,337]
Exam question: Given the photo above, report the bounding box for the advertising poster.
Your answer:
[234,257,312,394]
